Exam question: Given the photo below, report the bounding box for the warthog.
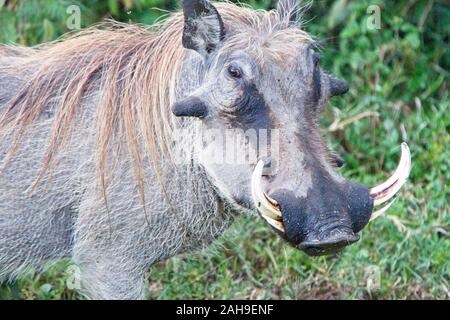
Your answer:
[0,0,410,299]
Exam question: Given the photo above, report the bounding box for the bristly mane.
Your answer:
[0,2,312,204]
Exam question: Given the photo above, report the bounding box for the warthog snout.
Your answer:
[251,143,411,256]
[268,182,373,256]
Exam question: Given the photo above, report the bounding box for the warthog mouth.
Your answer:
[251,143,411,254]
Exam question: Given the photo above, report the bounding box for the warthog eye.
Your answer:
[227,65,242,78]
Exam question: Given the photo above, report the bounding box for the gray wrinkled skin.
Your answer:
[0,55,236,299]
[192,46,341,209]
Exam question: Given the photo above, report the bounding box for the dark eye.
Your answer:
[227,65,242,78]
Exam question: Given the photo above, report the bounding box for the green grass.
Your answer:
[0,0,449,299]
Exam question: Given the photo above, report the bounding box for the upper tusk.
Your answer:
[251,160,283,223]
[370,142,411,206]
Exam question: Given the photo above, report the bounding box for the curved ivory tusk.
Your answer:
[370,143,411,207]
[369,199,396,222]
[261,214,285,232]
[251,160,284,231]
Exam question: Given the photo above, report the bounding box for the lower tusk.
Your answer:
[251,160,284,229]
[369,199,396,222]
[370,143,411,206]
[261,215,285,232]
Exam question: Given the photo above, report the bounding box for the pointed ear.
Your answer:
[182,0,226,56]
[171,96,208,118]
[277,0,300,23]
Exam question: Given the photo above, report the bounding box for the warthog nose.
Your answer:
[298,231,360,256]
[267,185,371,256]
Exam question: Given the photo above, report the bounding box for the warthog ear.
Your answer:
[277,0,300,23]
[182,0,226,56]
[171,96,208,118]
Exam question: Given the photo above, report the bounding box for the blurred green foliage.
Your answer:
[0,0,449,299]
[0,0,275,44]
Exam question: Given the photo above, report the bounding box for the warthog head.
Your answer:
[172,0,411,256]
